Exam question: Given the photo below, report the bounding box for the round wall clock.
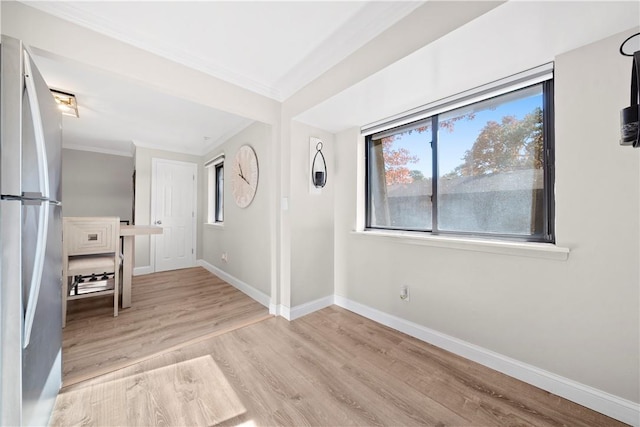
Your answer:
[231,144,259,208]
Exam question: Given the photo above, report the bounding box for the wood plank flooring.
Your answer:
[51,305,624,427]
[62,266,271,386]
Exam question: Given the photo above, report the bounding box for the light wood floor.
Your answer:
[62,266,271,386]
[52,304,623,426]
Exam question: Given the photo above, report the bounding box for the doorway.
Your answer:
[151,158,197,272]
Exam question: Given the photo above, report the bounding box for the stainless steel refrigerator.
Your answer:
[0,35,63,426]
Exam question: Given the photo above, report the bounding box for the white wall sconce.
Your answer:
[310,137,327,190]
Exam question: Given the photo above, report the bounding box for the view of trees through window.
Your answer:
[368,83,552,240]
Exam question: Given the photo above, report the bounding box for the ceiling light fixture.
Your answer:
[50,89,79,118]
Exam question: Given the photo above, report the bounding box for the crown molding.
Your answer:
[24,1,283,100]
[131,139,202,157]
[129,119,255,157]
[23,1,423,102]
[67,125,257,160]
[202,120,256,156]
[62,143,134,158]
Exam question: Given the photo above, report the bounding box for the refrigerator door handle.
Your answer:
[22,49,51,348]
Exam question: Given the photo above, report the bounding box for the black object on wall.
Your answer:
[311,140,327,188]
[620,33,640,148]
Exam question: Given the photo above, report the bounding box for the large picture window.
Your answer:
[366,78,554,243]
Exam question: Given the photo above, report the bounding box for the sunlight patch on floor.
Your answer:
[51,355,246,426]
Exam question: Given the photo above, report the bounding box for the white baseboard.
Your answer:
[334,295,640,427]
[196,260,271,308]
[133,266,153,276]
[276,295,335,321]
[269,302,279,316]
[182,265,639,426]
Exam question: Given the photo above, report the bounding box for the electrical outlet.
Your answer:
[221,252,228,263]
[400,285,409,301]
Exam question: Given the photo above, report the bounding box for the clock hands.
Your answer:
[237,163,251,186]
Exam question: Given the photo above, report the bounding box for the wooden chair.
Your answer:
[62,217,121,327]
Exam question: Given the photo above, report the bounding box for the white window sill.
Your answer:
[351,229,569,261]
[204,222,224,228]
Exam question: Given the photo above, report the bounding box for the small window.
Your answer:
[366,76,554,243]
[206,156,224,224]
[214,163,224,222]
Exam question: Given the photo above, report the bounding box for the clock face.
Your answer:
[231,145,258,208]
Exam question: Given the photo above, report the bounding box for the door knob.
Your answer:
[155,220,162,225]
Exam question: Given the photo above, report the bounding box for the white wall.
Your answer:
[289,121,334,307]
[200,122,272,296]
[333,29,639,404]
[553,29,639,401]
[61,149,133,221]
[276,1,502,314]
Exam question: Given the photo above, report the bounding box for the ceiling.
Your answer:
[296,1,640,133]
[15,1,639,157]
[20,1,424,157]
[31,49,256,156]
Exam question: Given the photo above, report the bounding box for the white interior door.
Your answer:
[152,159,197,272]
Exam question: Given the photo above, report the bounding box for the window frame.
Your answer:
[214,162,224,223]
[365,75,555,244]
[205,155,224,225]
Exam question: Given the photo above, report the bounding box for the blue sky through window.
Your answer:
[387,85,543,176]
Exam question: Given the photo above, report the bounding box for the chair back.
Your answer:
[62,217,122,327]
[63,217,120,257]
